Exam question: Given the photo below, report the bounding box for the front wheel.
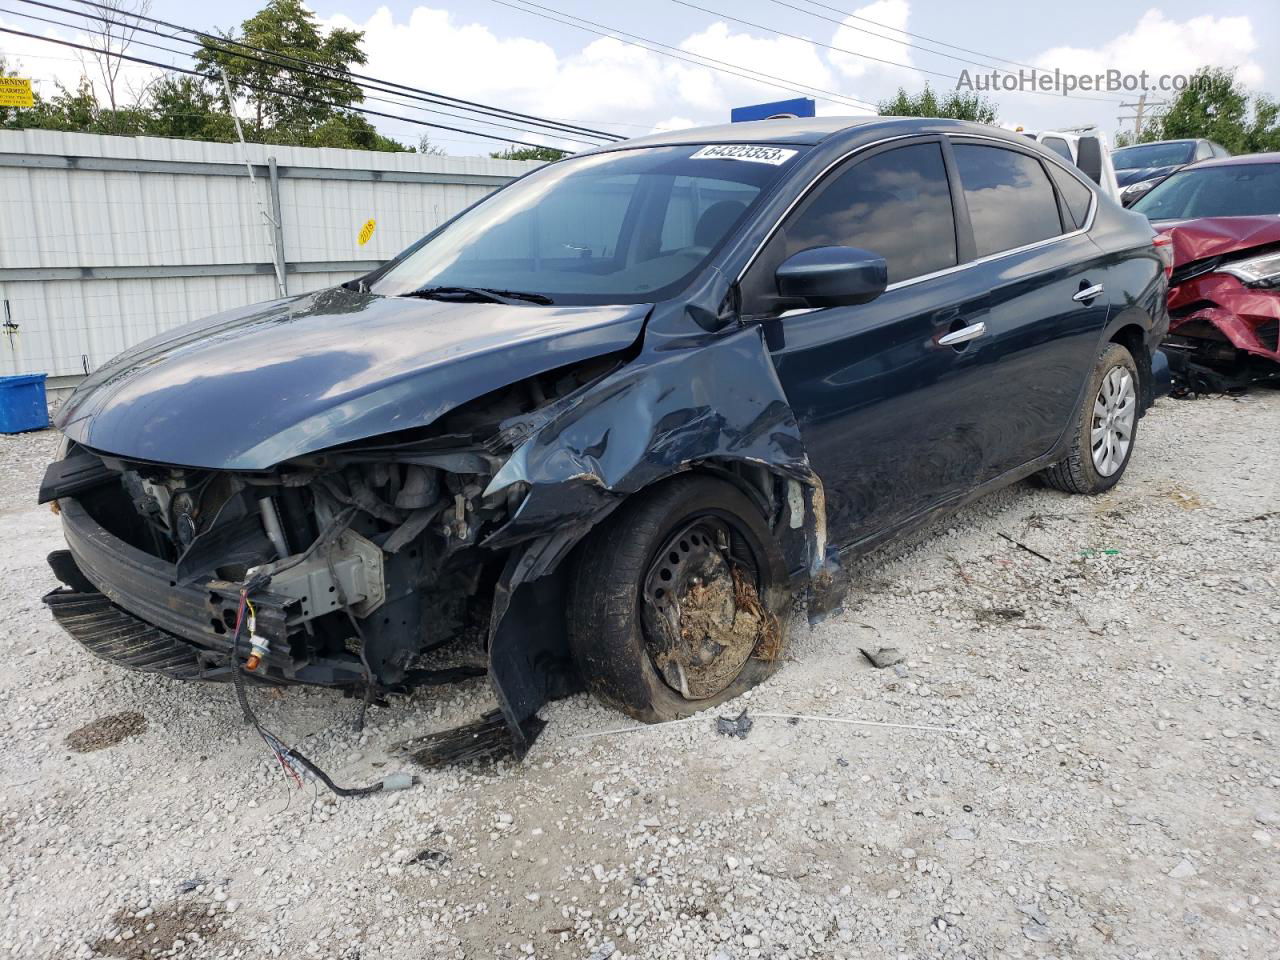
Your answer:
[1041,342,1141,494]
[567,475,791,723]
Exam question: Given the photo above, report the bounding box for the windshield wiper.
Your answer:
[404,285,554,306]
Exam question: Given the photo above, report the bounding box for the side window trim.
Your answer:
[938,137,976,263]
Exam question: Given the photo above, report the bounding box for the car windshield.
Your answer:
[1132,163,1280,220]
[1112,141,1196,170]
[369,144,805,305]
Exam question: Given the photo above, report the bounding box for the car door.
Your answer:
[948,139,1112,481]
[739,137,995,547]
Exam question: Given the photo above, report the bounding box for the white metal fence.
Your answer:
[0,130,538,385]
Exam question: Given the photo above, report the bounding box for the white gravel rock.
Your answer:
[2,393,1279,959]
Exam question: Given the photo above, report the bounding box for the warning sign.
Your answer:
[357,218,376,246]
[0,77,33,108]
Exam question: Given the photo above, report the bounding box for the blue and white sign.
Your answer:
[730,98,817,123]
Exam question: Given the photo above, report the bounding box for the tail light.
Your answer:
[1152,232,1174,281]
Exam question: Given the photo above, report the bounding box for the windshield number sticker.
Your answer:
[690,144,798,165]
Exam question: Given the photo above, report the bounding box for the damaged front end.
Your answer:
[1160,217,1280,392]
[41,314,842,760]
[40,355,623,745]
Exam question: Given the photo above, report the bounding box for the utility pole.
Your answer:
[1117,93,1167,142]
[220,67,288,298]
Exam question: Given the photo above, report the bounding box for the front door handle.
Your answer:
[1073,283,1104,302]
[938,321,986,347]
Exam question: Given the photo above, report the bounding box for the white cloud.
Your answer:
[827,0,918,84]
[1033,9,1264,94]
[320,6,883,147]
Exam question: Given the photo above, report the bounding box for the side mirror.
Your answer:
[775,246,888,308]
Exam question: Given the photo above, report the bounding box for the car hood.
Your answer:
[57,286,650,470]
[1115,164,1181,187]
[1154,215,1280,266]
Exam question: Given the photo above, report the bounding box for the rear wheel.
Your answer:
[1041,342,1140,494]
[567,475,790,723]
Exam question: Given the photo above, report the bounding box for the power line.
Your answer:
[45,0,625,141]
[760,0,1011,72]
[10,0,619,142]
[0,25,584,151]
[1,3,610,146]
[778,0,1039,71]
[488,0,879,112]
[670,0,961,79]
[669,0,1124,105]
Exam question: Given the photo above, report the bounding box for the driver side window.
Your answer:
[781,142,957,285]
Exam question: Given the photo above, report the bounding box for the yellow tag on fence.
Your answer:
[0,77,34,108]
[357,218,376,246]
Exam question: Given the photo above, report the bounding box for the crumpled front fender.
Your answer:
[478,318,841,753]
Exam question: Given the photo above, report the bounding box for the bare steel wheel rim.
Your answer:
[1091,365,1136,477]
[639,517,776,700]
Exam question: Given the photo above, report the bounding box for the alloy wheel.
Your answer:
[1091,365,1136,477]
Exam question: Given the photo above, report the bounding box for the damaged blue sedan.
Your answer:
[39,117,1171,759]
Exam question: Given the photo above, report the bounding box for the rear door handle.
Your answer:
[938,321,986,347]
[1073,283,1104,302]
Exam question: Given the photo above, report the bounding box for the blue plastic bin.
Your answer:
[0,373,50,433]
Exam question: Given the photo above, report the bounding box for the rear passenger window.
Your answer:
[1047,163,1093,229]
[781,142,957,284]
[954,145,1063,257]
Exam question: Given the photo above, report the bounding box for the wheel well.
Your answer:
[1109,323,1153,411]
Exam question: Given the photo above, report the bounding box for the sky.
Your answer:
[1,0,1276,155]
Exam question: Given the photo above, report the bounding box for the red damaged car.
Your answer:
[1131,152,1280,390]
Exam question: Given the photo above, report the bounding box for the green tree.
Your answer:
[489,144,567,162]
[194,0,367,133]
[296,113,406,152]
[140,75,234,141]
[877,84,998,124]
[1145,67,1280,153]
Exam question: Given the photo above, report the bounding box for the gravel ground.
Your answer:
[1,393,1278,960]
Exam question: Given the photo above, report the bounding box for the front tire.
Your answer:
[1041,342,1141,494]
[567,475,791,723]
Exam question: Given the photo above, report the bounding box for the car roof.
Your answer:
[578,115,1033,153]
[1182,152,1280,169]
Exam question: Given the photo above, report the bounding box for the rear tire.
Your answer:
[567,475,790,723]
[1041,342,1140,494]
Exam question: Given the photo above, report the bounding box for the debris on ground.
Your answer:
[715,709,754,739]
[859,646,905,669]
[396,710,542,767]
[410,849,450,869]
[64,711,147,753]
[975,607,1025,622]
